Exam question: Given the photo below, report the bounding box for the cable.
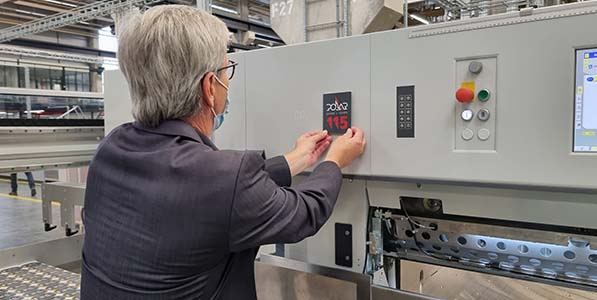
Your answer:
[400,198,461,263]
[363,185,372,274]
[399,198,436,231]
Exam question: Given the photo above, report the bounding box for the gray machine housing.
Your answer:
[104,1,597,290]
[222,1,597,277]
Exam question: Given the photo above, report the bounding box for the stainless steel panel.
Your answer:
[257,254,371,300]
[372,286,443,300]
[286,178,368,273]
[400,260,597,300]
[0,235,83,269]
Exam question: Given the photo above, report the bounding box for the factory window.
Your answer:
[0,65,22,88]
[32,67,51,89]
[50,69,63,90]
[65,70,77,91]
[249,0,270,24]
[212,0,240,15]
[26,66,90,91]
[0,66,6,87]
[17,67,26,88]
[0,94,104,120]
[0,63,101,120]
[76,71,90,92]
[0,63,91,91]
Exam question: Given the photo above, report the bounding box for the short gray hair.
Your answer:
[118,5,229,128]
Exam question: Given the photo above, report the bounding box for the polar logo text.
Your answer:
[326,97,349,112]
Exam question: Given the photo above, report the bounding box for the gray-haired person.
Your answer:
[81,5,366,300]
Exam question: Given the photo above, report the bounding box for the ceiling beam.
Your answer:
[0,0,158,43]
[15,0,114,23]
[0,16,99,37]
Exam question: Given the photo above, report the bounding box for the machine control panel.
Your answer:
[574,48,597,152]
[397,85,415,138]
[454,57,497,151]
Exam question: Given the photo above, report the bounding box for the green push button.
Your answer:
[478,89,491,102]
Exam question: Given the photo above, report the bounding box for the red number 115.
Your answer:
[327,115,348,130]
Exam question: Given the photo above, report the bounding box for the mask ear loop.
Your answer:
[213,72,230,90]
[211,71,229,118]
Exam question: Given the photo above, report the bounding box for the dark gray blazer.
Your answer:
[80,120,343,299]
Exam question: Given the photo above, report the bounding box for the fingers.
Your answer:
[313,138,331,158]
[315,135,332,147]
[303,131,321,138]
[343,128,353,138]
[308,130,329,143]
[351,127,364,141]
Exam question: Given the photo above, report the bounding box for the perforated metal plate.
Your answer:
[0,262,80,300]
[376,213,597,288]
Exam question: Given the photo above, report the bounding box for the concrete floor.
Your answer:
[0,179,65,251]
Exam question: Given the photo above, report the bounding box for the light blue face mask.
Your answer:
[212,96,230,130]
[212,75,230,131]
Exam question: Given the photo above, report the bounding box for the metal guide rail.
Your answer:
[367,200,597,293]
[0,126,103,173]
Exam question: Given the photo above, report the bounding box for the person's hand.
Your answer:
[284,130,332,176]
[324,127,366,169]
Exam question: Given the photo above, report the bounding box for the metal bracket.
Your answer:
[335,223,353,268]
[42,182,86,237]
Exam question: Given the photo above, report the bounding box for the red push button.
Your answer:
[456,88,475,103]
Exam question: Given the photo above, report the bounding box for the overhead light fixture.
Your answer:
[211,4,238,14]
[44,0,77,8]
[15,9,46,17]
[410,13,430,25]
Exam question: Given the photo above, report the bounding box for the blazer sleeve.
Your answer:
[263,155,292,187]
[228,151,343,252]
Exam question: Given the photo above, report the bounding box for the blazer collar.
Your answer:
[132,120,218,150]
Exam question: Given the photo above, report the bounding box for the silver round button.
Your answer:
[478,128,491,141]
[462,128,474,141]
[478,109,490,121]
[469,61,483,74]
[461,109,474,122]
